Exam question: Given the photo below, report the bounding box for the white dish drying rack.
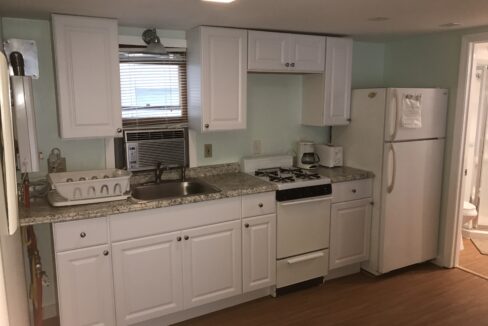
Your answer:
[47,169,132,206]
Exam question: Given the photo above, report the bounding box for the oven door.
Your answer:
[277,196,331,259]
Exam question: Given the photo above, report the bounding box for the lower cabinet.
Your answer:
[242,214,276,293]
[111,232,183,325]
[329,198,372,269]
[183,220,242,308]
[56,244,116,326]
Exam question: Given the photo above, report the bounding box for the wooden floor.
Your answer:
[459,238,488,277]
[177,263,488,326]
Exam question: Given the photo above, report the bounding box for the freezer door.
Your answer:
[384,88,448,142]
[379,139,444,273]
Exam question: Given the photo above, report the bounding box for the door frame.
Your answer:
[440,32,488,268]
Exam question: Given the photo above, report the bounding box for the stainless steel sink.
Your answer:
[132,179,221,201]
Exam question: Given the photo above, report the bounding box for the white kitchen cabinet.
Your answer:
[330,198,372,270]
[56,244,115,326]
[302,37,353,126]
[182,220,242,308]
[187,27,247,132]
[248,31,325,73]
[242,214,276,293]
[111,232,183,325]
[51,14,122,138]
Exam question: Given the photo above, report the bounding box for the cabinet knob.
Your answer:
[347,118,352,122]
[370,202,374,206]
[351,189,357,193]
[103,250,109,256]
[258,203,263,208]
[177,236,182,242]
[184,235,189,240]
[290,62,295,67]
[245,223,250,228]
[116,128,122,133]
[285,62,290,67]
[204,124,209,129]
[80,232,86,238]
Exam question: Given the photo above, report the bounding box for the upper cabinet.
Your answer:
[187,27,247,132]
[52,14,123,139]
[248,31,325,73]
[302,37,353,126]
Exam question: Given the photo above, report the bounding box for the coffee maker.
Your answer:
[297,141,320,169]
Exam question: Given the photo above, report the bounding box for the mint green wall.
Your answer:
[352,41,385,88]
[1,18,107,177]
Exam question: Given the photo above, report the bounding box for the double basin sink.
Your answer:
[132,179,221,201]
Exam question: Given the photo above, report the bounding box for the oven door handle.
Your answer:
[287,252,325,265]
[279,196,330,206]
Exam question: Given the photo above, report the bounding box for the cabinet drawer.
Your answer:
[332,179,372,203]
[53,217,108,252]
[277,249,329,288]
[242,192,276,218]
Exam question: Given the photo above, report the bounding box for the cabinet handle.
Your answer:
[204,124,209,129]
[80,232,86,238]
[116,128,122,133]
[184,235,189,240]
[258,202,263,208]
[245,223,250,228]
[177,236,182,241]
[290,62,295,67]
[285,63,290,67]
[352,189,357,193]
[103,250,109,256]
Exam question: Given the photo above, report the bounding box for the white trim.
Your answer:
[440,31,488,268]
[118,35,187,48]
[105,138,115,169]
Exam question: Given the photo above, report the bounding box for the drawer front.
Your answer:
[332,179,372,203]
[53,217,108,252]
[277,249,329,288]
[242,192,276,218]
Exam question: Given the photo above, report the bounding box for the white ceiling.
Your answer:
[1,0,488,38]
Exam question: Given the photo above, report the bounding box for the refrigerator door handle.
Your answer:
[390,89,401,141]
[387,143,396,193]
[0,52,19,235]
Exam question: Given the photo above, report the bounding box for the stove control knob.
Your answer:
[258,203,264,208]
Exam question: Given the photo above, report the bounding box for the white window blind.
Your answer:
[119,52,187,127]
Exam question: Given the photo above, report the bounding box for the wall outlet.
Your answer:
[253,140,262,155]
[204,144,212,158]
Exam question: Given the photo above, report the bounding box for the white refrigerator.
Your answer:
[333,88,448,274]
[0,51,30,325]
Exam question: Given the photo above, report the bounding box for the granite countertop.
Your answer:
[316,166,374,183]
[20,168,277,226]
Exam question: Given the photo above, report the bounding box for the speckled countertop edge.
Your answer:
[316,166,374,183]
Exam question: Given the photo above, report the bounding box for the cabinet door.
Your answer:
[52,14,122,138]
[242,214,276,293]
[111,232,183,325]
[56,245,115,326]
[330,198,372,269]
[323,37,353,126]
[248,31,290,72]
[290,35,325,73]
[201,27,247,131]
[182,220,241,308]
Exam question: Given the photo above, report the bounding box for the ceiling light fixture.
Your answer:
[202,0,235,3]
[368,17,390,22]
[439,22,461,28]
[141,28,167,55]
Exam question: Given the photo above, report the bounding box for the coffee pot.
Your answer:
[297,141,320,169]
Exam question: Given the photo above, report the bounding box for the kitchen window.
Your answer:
[119,51,187,127]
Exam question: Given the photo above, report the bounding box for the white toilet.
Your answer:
[463,201,478,229]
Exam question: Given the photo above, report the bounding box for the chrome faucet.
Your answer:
[154,162,168,184]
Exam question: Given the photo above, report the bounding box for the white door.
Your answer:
[384,88,448,142]
[277,196,331,259]
[248,31,290,72]
[323,37,353,126]
[182,220,241,308]
[111,232,183,325]
[290,35,325,73]
[52,14,122,139]
[330,199,372,269]
[56,244,115,326]
[202,27,247,131]
[380,139,445,273]
[242,214,276,293]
